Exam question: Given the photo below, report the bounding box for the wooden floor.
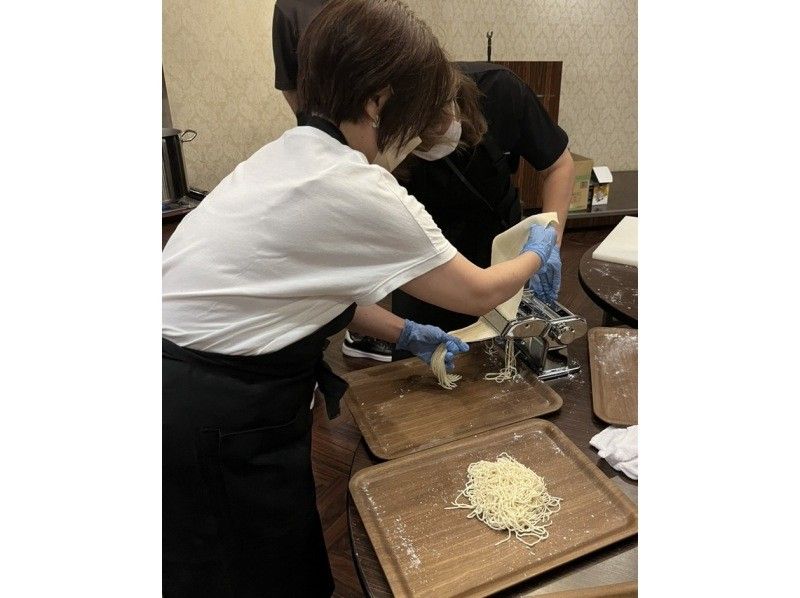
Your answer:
[312,226,613,597]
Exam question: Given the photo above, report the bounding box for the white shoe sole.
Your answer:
[341,343,393,362]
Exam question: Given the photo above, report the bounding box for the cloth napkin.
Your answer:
[590,425,638,480]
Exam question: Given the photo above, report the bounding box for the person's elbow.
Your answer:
[460,286,514,317]
[460,296,495,317]
[542,148,574,181]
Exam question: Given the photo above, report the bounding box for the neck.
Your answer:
[339,119,378,162]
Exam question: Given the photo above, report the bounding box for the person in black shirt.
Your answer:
[272,7,573,351]
[272,0,327,115]
[392,61,574,335]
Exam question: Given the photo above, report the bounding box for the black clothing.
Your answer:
[391,62,569,336]
[271,0,327,90]
[457,62,568,174]
[162,305,353,597]
[163,117,355,597]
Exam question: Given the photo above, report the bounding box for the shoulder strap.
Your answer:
[442,154,496,214]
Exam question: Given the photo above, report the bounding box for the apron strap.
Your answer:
[163,304,357,420]
[314,356,349,419]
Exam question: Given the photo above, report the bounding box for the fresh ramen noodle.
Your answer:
[431,344,462,389]
[430,339,519,389]
[447,452,562,547]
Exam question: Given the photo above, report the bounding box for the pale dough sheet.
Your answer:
[449,319,498,343]
[592,216,638,267]
[449,212,558,342]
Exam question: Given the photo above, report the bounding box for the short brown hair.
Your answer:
[297,0,456,151]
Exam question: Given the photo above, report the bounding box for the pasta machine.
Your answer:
[484,291,588,380]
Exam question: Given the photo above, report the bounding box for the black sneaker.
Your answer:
[342,331,393,362]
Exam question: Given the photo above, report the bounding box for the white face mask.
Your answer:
[413,118,462,161]
[373,135,422,172]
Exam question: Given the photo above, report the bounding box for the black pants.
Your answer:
[162,341,334,597]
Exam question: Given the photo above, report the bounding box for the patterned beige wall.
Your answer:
[162,0,296,193]
[405,0,638,171]
[163,0,636,193]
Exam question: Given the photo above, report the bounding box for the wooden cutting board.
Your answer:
[344,348,562,460]
[588,328,638,426]
[349,419,638,598]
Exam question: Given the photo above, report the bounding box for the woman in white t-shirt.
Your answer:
[161,1,557,595]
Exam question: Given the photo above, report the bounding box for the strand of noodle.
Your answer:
[445,452,562,548]
[430,343,461,390]
[484,339,520,383]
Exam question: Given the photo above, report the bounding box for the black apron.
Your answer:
[163,117,356,597]
[163,305,353,597]
[392,134,523,337]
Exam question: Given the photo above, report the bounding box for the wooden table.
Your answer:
[347,333,637,596]
[578,244,638,328]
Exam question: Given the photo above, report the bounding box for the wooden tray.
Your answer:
[536,581,637,597]
[349,419,638,598]
[588,328,638,426]
[344,348,563,460]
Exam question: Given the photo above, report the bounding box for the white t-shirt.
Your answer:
[162,126,457,355]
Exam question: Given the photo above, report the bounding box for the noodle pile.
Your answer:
[446,452,562,547]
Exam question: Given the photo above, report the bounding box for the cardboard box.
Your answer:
[590,166,613,208]
[569,152,593,212]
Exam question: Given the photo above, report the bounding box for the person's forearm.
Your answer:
[540,152,575,245]
[480,252,542,309]
[282,89,299,114]
[349,304,405,343]
[400,250,544,318]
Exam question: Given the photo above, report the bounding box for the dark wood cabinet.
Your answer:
[496,61,562,212]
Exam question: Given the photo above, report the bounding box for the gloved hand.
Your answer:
[396,319,469,371]
[530,245,562,305]
[521,223,558,266]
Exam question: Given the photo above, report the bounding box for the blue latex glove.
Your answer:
[530,245,562,305]
[521,223,558,266]
[396,319,470,371]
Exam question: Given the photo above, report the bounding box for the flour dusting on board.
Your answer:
[393,517,422,570]
[590,263,613,277]
[363,483,386,523]
[592,331,638,405]
[592,332,637,366]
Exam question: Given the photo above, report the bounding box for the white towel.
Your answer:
[590,425,638,480]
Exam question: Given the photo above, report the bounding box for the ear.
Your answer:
[364,86,392,123]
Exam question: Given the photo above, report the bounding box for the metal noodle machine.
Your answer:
[483,290,588,380]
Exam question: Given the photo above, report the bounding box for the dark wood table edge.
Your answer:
[578,245,638,329]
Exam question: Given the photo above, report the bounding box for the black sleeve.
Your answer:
[513,74,569,170]
[479,68,569,171]
[272,3,299,91]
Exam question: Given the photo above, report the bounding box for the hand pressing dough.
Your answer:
[491,212,558,321]
[431,212,558,388]
[450,212,559,343]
